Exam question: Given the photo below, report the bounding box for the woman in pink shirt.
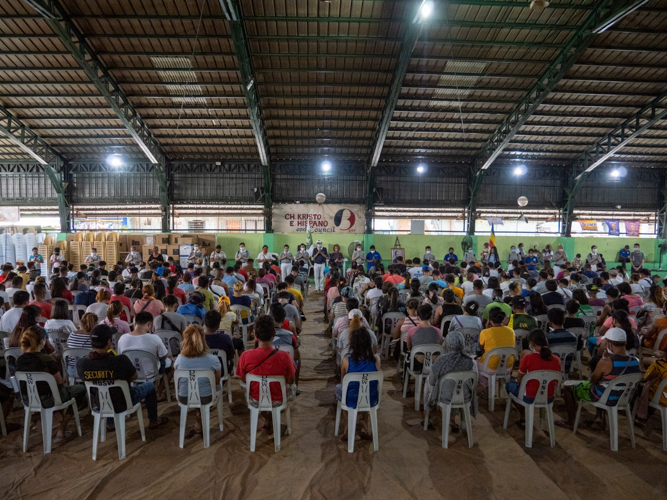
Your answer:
[102,300,131,334]
[133,284,165,318]
[617,282,643,309]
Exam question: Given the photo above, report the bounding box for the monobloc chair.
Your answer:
[46,327,71,356]
[173,369,224,449]
[380,312,405,359]
[403,344,444,411]
[648,378,667,451]
[424,370,477,449]
[182,315,203,327]
[550,344,580,381]
[154,329,182,358]
[245,374,291,452]
[61,347,93,385]
[456,327,482,356]
[478,347,517,411]
[573,372,643,451]
[15,371,82,453]
[122,349,171,403]
[335,371,384,453]
[230,305,254,349]
[503,370,562,448]
[209,348,233,403]
[85,380,146,460]
[513,328,531,352]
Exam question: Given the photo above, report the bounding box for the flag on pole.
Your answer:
[489,224,496,248]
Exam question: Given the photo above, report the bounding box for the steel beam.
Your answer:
[0,104,71,230]
[222,0,272,231]
[471,0,650,175]
[368,1,429,169]
[22,0,166,165]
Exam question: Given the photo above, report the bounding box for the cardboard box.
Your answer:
[128,235,147,249]
[167,245,180,258]
[169,233,182,245]
[153,234,170,245]
[118,234,128,252]
[179,237,198,245]
[197,234,216,250]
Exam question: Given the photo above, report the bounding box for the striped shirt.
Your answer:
[591,354,640,402]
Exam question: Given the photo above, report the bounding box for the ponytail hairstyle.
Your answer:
[9,304,41,348]
[80,312,99,333]
[167,276,178,295]
[106,300,123,326]
[20,326,44,353]
[388,287,399,311]
[410,279,421,297]
[527,329,552,361]
[349,314,363,331]
[142,284,155,299]
[428,282,439,305]
[216,299,231,316]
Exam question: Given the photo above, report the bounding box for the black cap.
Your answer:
[90,324,114,348]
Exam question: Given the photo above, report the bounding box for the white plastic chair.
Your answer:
[4,347,22,380]
[573,372,643,451]
[439,314,456,333]
[154,329,182,358]
[122,349,171,403]
[183,315,203,326]
[231,304,254,349]
[513,328,531,352]
[245,374,291,453]
[478,347,517,411]
[424,370,477,449]
[368,296,380,329]
[46,328,71,356]
[550,344,581,381]
[403,344,444,411]
[61,347,92,385]
[628,306,641,316]
[640,328,667,358]
[534,314,549,332]
[84,379,146,460]
[15,371,82,453]
[174,369,223,449]
[455,327,482,356]
[121,305,133,323]
[72,305,87,327]
[209,348,233,403]
[277,344,295,359]
[380,312,405,359]
[547,304,565,311]
[648,378,667,451]
[503,370,562,448]
[590,306,605,318]
[335,371,384,453]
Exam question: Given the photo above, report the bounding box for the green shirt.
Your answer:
[509,313,537,331]
[483,300,512,320]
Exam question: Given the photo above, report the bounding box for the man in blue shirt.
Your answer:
[365,245,381,272]
[312,239,329,292]
[444,247,458,265]
[222,266,238,287]
[524,249,539,271]
[430,269,447,289]
[618,244,631,270]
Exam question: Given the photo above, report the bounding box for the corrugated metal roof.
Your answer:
[0,0,665,165]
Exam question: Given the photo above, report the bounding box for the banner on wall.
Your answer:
[579,220,598,231]
[625,221,640,237]
[605,220,620,237]
[0,207,19,222]
[273,204,366,234]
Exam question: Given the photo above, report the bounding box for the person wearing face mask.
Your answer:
[365,245,382,272]
[630,243,645,272]
[312,239,329,292]
[235,242,249,265]
[187,244,203,265]
[256,245,272,267]
[444,247,458,265]
[84,247,102,268]
[279,244,295,281]
[586,245,601,270]
[349,244,363,267]
[296,243,310,270]
[422,246,434,263]
[553,244,568,267]
[464,247,477,264]
[506,245,519,264]
[210,245,226,265]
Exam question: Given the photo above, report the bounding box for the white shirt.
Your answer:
[210,284,227,298]
[408,267,423,279]
[5,287,22,299]
[26,283,51,300]
[630,283,644,294]
[50,254,64,272]
[210,250,226,262]
[118,333,169,380]
[0,307,23,333]
[639,278,653,290]
[126,251,142,265]
[461,281,475,296]
[482,289,494,298]
[256,252,272,263]
[609,276,623,285]
[122,268,132,278]
[366,288,383,316]
[44,319,77,335]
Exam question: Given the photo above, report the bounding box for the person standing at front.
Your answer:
[312,239,329,292]
[365,245,381,272]
[279,245,294,282]
[235,242,250,265]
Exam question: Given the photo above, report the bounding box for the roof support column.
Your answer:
[155,158,170,233]
[263,164,272,233]
[42,158,70,233]
[466,167,485,235]
[658,172,667,240]
[365,168,376,234]
[561,161,588,237]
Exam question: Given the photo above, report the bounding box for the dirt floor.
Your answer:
[1,292,666,500]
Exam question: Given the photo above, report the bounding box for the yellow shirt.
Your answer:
[199,289,216,311]
[441,285,464,299]
[645,359,667,406]
[478,326,515,369]
[287,287,303,303]
[18,273,29,289]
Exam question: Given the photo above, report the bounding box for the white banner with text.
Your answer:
[273,204,366,234]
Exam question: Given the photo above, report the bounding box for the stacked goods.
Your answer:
[167,245,180,261]
[81,241,93,262]
[95,232,106,242]
[105,242,119,265]
[93,241,106,262]
[153,234,170,246]
[169,233,182,245]
[74,232,84,241]
[198,234,216,252]
[38,244,53,265]
[106,232,119,242]
[85,232,95,242]
[56,241,68,261]
[69,242,82,269]
[128,234,146,250]
[43,235,55,246]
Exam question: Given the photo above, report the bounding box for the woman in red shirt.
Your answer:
[166,276,187,305]
[505,329,561,429]
[29,282,52,319]
[50,277,74,304]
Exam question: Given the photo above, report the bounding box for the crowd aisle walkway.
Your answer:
[1,292,666,499]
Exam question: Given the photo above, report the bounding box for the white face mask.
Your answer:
[301,247,305,251]
[426,250,431,254]
[240,246,244,250]
[634,247,639,251]
[468,249,473,253]
[317,245,322,249]
[357,247,361,251]
[592,250,597,255]
[194,247,198,251]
